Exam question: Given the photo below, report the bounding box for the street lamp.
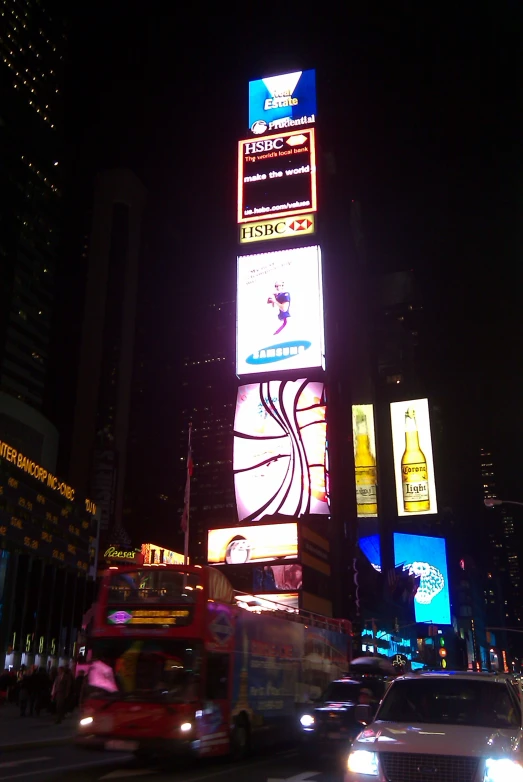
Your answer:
[484,499,523,508]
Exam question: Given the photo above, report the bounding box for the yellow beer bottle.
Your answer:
[401,407,430,512]
[354,409,378,515]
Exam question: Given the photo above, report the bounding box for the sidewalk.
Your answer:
[0,703,76,751]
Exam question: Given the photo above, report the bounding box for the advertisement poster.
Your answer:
[237,129,317,224]
[393,533,451,625]
[390,398,438,516]
[207,523,298,566]
[236,246,324,376]
[352,404,378,518]
[248,69,316,135]
[233,380,329,522]
[253,564,303,593]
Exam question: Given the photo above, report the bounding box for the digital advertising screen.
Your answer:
[352,404,378,518]
[393,533,451,625]
[390,398,438,517]
[239,213,315,245]
[236,245,324,376]
[358,534,381,572]
[234,380,329,522]
[207,522,298,566]
[141,543,185,565]
[248,69,316,135]
[253,564,303,593]
[237,128,317,224]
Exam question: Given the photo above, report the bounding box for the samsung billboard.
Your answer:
[248,69,316,136]
[233,379,329,522]
[236,245,324,376]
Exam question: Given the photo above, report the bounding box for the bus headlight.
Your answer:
[347,750,379,776]
[485,758,523,782]
[79,716,93,727]
[300,714,315,728]
[180,722,192,732]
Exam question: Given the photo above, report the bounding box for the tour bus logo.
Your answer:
[209,611,234,644]
[107,610,132,625]
[246,340,311,366]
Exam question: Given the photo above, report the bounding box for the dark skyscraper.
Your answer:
[0,0,65,410]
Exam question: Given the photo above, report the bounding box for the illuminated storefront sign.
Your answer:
[236,245,324,376]
[239,213,315,245]
[207,522,298,566]
[248,70,316,135]
[237,128,317,224]
[141,542,185,565]
[104,547,142,563]
[390,398,438,517]
[393,532,451,625]
[233,380,328,522]
[352,404,378,518]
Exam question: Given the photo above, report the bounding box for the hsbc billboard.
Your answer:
[237,128,317,224]
[239,214,315,245]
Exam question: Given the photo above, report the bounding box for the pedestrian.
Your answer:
[30,667,49,717]
[52,666,72,724]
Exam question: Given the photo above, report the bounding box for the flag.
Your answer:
[181,435,193,533]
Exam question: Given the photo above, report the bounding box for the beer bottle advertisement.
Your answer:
[390,398,438,517]
[352,404,378,517]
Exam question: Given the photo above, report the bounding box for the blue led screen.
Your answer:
[359,534,381,571]
[248,70,316,135]
[393,532,451,625]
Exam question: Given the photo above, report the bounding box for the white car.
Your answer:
[346,671,523,782]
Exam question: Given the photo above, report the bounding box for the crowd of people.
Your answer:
[0,664,85,722]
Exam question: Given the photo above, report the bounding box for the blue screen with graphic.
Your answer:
[393,533,451,625]
[248,70,316,134]
[359,534,381,571]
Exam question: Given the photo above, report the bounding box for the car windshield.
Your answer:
[322,682,361,703]
[377,678,520,729]
[84,639,202,703]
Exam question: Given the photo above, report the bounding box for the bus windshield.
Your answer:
[84,639,203,703]
[107,569,202,604]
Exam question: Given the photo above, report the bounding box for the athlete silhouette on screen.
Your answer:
[267,281,290,335]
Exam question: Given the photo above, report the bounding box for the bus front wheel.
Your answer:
[231,716,250,760]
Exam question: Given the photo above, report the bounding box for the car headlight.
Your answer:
[347,750,379,776]
[180,722,192,732]
[300,714,315,728]
[79,716,93,727]
[485,758,523,782]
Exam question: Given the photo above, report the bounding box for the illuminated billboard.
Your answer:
[253,564,303,592]
[141,543,185,565]
[393,533,451,625]
[236,245,324,376]
[239,214,315,245]
[358,534,381,572]
[352,404,378,517]
[237,128,317,224]
[248,69,316,135]
[207,522,298,566]
[234,380,328,522]
[390,398,438,516]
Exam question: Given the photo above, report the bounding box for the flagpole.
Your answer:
[183,423,192,568]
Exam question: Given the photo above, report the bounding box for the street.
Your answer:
[0,743,348,781]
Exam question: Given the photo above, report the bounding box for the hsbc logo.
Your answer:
[244,138,285,155]
[239,214,315,244]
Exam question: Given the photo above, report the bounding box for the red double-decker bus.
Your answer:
[77,564,351,759]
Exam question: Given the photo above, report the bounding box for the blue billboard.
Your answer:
[248,70,316,135]
[359,534,381,571]
[393,533,451,625]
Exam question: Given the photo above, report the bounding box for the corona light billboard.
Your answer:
[233,379,328,522]
[207,522,298,566]
[352,404,378,517]
[393,533,451,625]
[248,69,316,135]
[236,245,324,376]
[390,398,438,517]
[237,128,317,224]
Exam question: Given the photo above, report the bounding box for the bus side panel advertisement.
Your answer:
[236,245,325,376]
[393,532,451,625]
[248,69,316,135]
[390,398,438,517]
[207,523,299,566]
[233,379,329,522]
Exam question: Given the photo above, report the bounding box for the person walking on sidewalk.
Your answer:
[52,665,73,724]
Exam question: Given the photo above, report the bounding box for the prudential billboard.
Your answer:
[236,245,325,376]
[248,70,316,135]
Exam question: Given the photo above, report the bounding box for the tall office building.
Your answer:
[69,169,146,546]
[0,0,65,471]
[177,301,237,563]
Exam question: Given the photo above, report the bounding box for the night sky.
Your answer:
[52,3,521,542]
